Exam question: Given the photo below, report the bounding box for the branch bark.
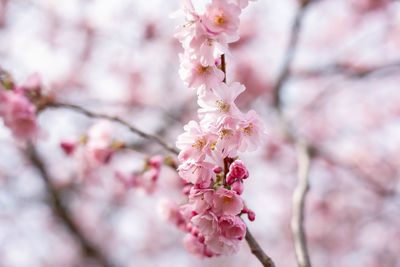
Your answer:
[27,145,116,267]
[43,102,179,155]
[291,141,312,267]
[245,227,276,267]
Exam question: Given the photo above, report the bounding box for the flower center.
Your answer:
[197,65,210,74]
[243,123,253,136]
[216,100,230,112]
[215,15,226,26]
[219,128,232,140]
[222,196,232,204]
[192,138,206,150]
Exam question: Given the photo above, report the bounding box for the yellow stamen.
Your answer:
[192,138,206,150]
[215,15,226,26]
[219,128,232,140]
[243,123,253,136]
[216,100,230,112]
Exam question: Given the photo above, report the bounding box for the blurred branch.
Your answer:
[245,227,276,267]
[43,102,179,155]
[270,1,315,267]
[291,141,312,267]
[27,145,116,267]
[293,61,400,79]
[272,0,312,110]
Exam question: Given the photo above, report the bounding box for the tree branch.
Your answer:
[27,145,116,267]
[272,1,312,110]
[270,2,315,266]
[293,61,400,80]
[43,102,179,155]
[245,227,276,267]
[291,141,312,267]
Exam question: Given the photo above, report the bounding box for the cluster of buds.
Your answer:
[60,121,125,177]
[0,71,43,141]
[170,0,265,258]
[115,155,164,194]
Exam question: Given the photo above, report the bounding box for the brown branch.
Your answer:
[270,2,315,266]
[272,1,312,110]
[42,102,179,155]
[221,54,226,83]
[27,145,116,267]
[291,141,312,267]
[245,227,276,267]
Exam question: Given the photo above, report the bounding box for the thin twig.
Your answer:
[272,1,312,110]
[245,227,276,267]
[27,145,116,267]
[293,61,400,80]
[43,102,179,155]
[291,141,312,267]
[221,54,226,83]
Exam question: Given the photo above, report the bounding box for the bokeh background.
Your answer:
[1,0,400,266]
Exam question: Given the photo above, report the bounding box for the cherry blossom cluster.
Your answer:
[61,122,164,192]
[61,121,117,176]
[171,0,265,258]
[0,71,42,142]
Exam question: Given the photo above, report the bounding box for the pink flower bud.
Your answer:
[248,210,255,221]
[232,181,244,195]
[191,227,199,237]
[149,155,163,169]
[226,160,249,184]
[60,141,76,156]
[198,234,205,243]
[213,166,222,173]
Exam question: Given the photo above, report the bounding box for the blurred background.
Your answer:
[0,0,400,266]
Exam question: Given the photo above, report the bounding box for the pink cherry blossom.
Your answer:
[238,109,267,152]
[188,188,214,214]
[198,82,245,124]
[179,53,224,90]
[212,115,242,159]
[205,234,239,255]
[219,215,246,240]
[86,121,114,165]
[212,188,243,215]
[231,180,244,195]
[182,234,208,259]
[191,211,219,236]
[0,89,38,141]
[202,0,241,41]
[178,160,216,187]
[157,199,187,229]
[176,120,217,162]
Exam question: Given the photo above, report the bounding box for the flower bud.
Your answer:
[60,141,76,156]
[248,210,255,221]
